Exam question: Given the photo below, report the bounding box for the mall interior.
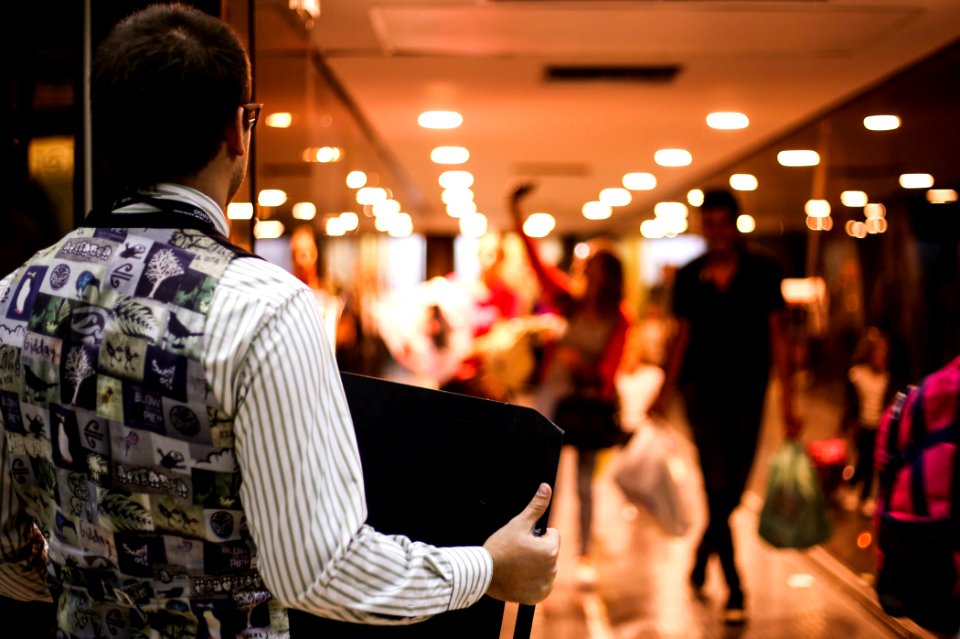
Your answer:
[3,1,960,637]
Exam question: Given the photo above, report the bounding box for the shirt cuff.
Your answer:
[441,546,494,610]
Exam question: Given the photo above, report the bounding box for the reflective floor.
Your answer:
[498,383,924,639]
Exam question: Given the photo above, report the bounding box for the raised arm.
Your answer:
[507,184,573,306]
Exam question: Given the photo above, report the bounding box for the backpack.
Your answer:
[874,356,960,635]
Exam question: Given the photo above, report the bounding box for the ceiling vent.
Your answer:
[544,64,681,83]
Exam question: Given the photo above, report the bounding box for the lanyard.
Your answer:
[83,194,260,260]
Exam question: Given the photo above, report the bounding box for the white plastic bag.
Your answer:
[613,421,692,536]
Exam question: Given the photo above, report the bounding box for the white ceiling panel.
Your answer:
[370,4,920,58]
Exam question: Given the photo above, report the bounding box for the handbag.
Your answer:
[758,441,833,549]
[613,421,693,536]
[553,392,628,450]
[805,436,848,495]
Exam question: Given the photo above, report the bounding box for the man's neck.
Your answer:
[178,173,229,211]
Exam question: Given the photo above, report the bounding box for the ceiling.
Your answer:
[246,0,960,236]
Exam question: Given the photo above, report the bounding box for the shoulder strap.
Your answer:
[880,380,960,517]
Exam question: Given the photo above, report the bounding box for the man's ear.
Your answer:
[225,107,247,158]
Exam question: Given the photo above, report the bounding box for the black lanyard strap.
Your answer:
[83,194,261,260]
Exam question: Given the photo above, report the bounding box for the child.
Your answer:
[842,327,893,516]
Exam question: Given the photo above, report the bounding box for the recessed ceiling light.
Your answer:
[439,171,475,190]
[418,110,463,129]
[600,188,632,207]
[804,199,831,218]
[459,213,488,238]
[847,220,867,238]
[226,202,253,220]
[447,201,478,217]
[687,189,704,207]
[655,149,692,167]
[707,112,749,130]
[373,199,402,217]
[899,173,934,189]
[387,213,414,238]
[265,112,293,128]
[523,213,556,238]
[654,201,688,218]
[431,146,470,164]
[302,146,342,163]
[863,115,901,131]
[640,219,665,239]
[582,201,613,220]
[622,172,657,191]
[326,217,345,237]
[778,150,820,167]
[254,220,285,239]
[346,171,367,189]
[292,202,317,220]
[864,203,886,219]
[927,189,958,204]
[441,189,474,206]
[340,212,359,231]
[356,187,388,205]
[736,214,756,233]
[866,218,888,235]
[840,191,868,207]
[258,189,287,208]
[806,215,833,231]
[729,174,758,191]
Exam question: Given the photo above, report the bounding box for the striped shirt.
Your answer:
[0,183,493,623]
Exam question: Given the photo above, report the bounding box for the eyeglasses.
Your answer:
[242,103,263,130]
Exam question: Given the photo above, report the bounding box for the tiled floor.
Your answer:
[500,382,919,639]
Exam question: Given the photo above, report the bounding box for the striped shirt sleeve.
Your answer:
[207,259,492,624]
[0,271,51,602]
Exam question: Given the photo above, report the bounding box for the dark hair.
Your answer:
[92,3,251,188]
[852,326,889,366]
[587,248,624,315]
[701,188,740,218]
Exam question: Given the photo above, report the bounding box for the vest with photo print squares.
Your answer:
[0,225,286,638]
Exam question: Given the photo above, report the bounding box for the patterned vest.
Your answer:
[0,210,286,638]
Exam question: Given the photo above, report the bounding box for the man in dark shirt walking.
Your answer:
[653,189,800,623]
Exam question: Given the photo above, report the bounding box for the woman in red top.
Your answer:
[509,184,630,571]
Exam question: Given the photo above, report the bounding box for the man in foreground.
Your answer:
[0,5,558,636]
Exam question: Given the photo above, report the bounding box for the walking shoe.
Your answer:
[723,589,747,625]
[575,556,598,589]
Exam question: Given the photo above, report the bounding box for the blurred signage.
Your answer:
[781,277,826,305]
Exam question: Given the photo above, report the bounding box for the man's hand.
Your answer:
[483,483,560,605]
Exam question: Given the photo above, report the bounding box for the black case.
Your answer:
[289,373,562,638]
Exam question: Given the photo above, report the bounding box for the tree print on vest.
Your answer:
[144,249,185,298]
[64,346,94,405]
